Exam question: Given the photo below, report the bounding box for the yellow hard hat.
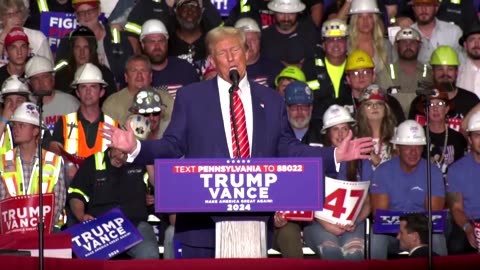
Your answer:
[345,49,375,71]
[275,66,306,87]
[430,46,459,66]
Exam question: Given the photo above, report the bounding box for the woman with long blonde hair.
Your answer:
[347,0,393,73]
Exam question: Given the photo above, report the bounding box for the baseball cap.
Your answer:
[285,81,313,105]
[5,27,29,48]
[72,0,99,9]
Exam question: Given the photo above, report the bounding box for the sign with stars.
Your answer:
[154,158,324,213]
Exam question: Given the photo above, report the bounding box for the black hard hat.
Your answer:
[69,26,95,40]
[459,21,480,46]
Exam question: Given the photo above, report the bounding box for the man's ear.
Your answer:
[208,55,216,70]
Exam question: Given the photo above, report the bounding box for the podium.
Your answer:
[215,220,267,258]
[154,158,324,258]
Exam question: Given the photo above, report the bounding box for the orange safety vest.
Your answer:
[0,148,62,197]
[62,112,117,158]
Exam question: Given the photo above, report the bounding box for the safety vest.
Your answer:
[67,151,108,203]
[0,126,14,155]
[240,0,251,13]
[388,63,429,81]
[62,112,117,158]
[0,148,62,197]
[37,0,49,12]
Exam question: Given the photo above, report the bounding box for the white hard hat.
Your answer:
[267,0,305,13]
[71,63,107,88]
[234,17,261,33]
[390,120,426,145]
[25,56,54,79]
[9,102,40,126]
[1,75,30,98]
[349,0,380,15]
[466,111,480,132]
[321,104,355,133]
[140,19,169,41]
[322,19,348,38]
[395,27,422,42]
[127,114,151,140]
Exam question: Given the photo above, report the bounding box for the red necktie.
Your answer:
[231,89,250,158]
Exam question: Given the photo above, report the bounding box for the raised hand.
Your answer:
[335,130,374,162]
[102,120,137,154]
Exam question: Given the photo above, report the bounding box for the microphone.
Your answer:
[32,90,53,97]
[416,88,438,96]
[229,68,240,89]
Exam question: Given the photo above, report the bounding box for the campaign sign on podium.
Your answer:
[154,158,324,213]
[314,177,370,226]
[373,209,447,234]
[0,193,55,234]
[64,208,143,259]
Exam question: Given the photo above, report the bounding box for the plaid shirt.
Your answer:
[0,148,66,228]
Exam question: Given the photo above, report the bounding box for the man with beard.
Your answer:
[140,19,199,99]
[408,46,479,132]
[410,0,463,65]
[376,27,432,116]
[168,0,218,64]
[273,80,318,258]
[457,22,480,98]
[102,54,174,127]
[261,0,319,66]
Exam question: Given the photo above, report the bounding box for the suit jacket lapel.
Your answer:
[208,79,230,157]
[250,83,266,157]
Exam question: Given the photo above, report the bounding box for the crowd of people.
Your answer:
[0,0,480,260]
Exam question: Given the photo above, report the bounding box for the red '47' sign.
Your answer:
[0,194,55,234]
[314,177,370,226]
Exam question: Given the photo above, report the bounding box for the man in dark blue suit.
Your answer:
[104,26,374,258]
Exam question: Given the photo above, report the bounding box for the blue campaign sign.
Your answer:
[210,0,236,17]
[154,158,324,213]
[40,12,79,53]
[63,208,143,259]
[373,209,447,234]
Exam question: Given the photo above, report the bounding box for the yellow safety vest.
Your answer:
[37,0,49,12]
[240,0,251,12]
[0,149,62,197]
[0,126,14,155]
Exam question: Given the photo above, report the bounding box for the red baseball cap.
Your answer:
[4,27,29,48]
[72,0,99,9]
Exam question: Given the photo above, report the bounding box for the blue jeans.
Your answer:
[370,229,448,259]
[303,220,365,260]
[127,221,159,259]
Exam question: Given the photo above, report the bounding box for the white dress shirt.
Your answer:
[457,58,480,98]
[218,75,253,158]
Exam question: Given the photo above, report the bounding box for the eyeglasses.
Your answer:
[141,112,161,117]
[363,102,385,109]
[76,7,98,18]
[429,101,447,107]
[349,69,373,77]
